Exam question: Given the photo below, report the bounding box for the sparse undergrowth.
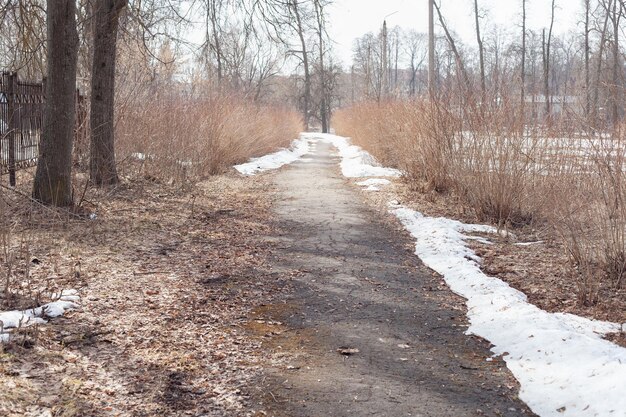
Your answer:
[112,86,302,183]
[0,167,294,416]
[335,99,626,308]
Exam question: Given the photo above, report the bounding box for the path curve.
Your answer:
[251,140,534,417]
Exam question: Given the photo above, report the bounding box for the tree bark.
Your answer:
[33,0,79,206]
[90,0,125,186]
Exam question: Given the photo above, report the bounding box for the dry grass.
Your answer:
[0,166,295,415]
[335,98,626,305]
[115,85,302,182]
[334,98,549,226]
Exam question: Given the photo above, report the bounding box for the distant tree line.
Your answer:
[345,0,626,132]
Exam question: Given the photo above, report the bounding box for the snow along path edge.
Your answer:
[305,132,402,178]
[0,289,80,342]
[234,135,313,175]
[391,206,626,417]
[237,132,626,416]
[312,132,626,417]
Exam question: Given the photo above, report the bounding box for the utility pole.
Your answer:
[382,20,388,98]
[380,11,397,100]
[428,0,435,98]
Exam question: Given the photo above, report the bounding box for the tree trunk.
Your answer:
[314,0,328,133]
[90,0,125,186]
[33,0,79,206]
[521,0,526,118]
[543,0,555,120]
[208,0,223,85]
[593,0,612,127]
[612,0,620,126]
[434,2,471,95]
[474,0,486,100]
[291,0,310,130]
[584,0,590,119]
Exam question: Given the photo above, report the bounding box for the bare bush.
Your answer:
[115,85,302,182]
[334,99,456,192]
[335,97,549,227]
[335,97,626,304]
[551,130,626,303]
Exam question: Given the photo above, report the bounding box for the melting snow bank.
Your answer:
[0,289,80,342]
[233,132,402,177]
[234,136,312,175]
[303,133,402,178]
[356,178,391,191]
[311,132,626,416]
[391,204,626,417]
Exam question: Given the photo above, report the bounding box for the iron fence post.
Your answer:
[7,72,17,186]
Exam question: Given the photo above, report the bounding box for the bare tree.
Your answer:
[381,19,388,98]
[584,0,591,118]
[610,0,622,125]
[474,0,486,100]
[90,0,126,186]
[434,1,471,95]
[521,0,526,115]
[593,0,612,126]
[33,0,79,205]
[0,0,47,78]
[404,30,427,96]
[313,0,329,132]
[203,0,225,85]
[542,0,556,119]
[428,0,435,97]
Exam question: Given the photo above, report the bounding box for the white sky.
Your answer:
[327,0,583,66]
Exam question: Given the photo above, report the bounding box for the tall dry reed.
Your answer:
[115,85,302,181]
[335,97,626,304]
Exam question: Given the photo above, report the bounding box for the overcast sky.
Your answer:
[327,0,583,66]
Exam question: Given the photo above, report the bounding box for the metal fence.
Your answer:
[0,72,87,186]
[0,72,44,185]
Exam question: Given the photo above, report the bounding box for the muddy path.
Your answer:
[248,141,534,417]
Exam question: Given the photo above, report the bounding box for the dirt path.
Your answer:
[250,141,534,416]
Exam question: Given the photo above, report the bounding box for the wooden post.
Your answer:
[7,72,17,187]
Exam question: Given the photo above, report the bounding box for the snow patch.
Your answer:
[357,178,392,192]
[390,204,626,417]
[357,178,392,187]
[302,133,402,178]
[515,241,544,246]
[234,136,312,175]
[317,132,626,417]
[0,289,80,342]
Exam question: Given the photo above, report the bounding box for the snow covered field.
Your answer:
[238,132,626,417]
